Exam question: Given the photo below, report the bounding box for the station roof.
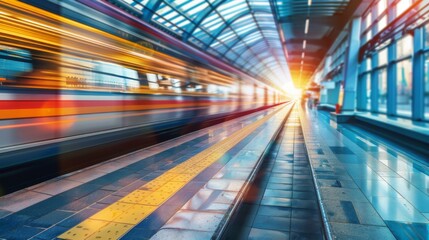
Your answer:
[272,0,363,88]
[119,0,361,90]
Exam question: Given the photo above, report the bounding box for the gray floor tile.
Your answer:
[330,222,396,240]
[248,228,289,240]
[253,215,290,232]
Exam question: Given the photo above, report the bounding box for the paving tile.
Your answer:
[252,215,290,232]
[330,222,396,240]
[59,189,113,211]
[266,183,293,191]
[120,226,157,240]
[291,199,319,210]
[67,169,107,183]
[0,213,32,232]
[381,176,429,212]
[57,208,100,228]
[263,189,292,198]
[161,210,224,232]
[248,228,289,240]
[289,231,324,240]
[292,191,317,200]
[323,200,360,224]
[32,179,81,196]
[385,221,429,240]
[260,196,292,208]
[33,225,69,240]
[150,228,212,240]
[0,209,11,219]
[291,208,322,221]
[0,190,51,212]
[256,205,292,218]
[290,218,323,234]
[268,177,293,184]
[320,187,368,202]
[205,179,245,192]
[0,225,45,239]
[29,210,75,228]
[368,196,428,223]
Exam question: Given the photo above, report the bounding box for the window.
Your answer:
[365,12,372,31]
[397,34,413,59]
[378,48,388,66]
[396,59,412,116]
[378,68,387,113]
[366,57,372,71]
[377,0,387,15]
[425,53,429,119]
[364,74,371,110]
[396,0,412,16]
[378,0,387,15]
[425,24,429,49]
[377,16,387,32]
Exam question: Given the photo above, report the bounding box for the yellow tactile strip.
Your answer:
[58,107,283,240]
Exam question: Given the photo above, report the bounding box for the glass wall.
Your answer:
[396,35,413,59]
[425,53,429,119]
[424,25,429,120]
[396,59,412,116]
[357,0,428,121]
[378,68,387,113]
[365,74,371,110]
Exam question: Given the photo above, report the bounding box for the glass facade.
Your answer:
[396,59,412,116]
[366,74,371,110]
[425,52,429,119]
[378,68,387,113]
[378,48,388,66]
[396,35,413,59]
[356,0,428,121]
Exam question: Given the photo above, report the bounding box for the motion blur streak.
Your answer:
[0,0,287,193]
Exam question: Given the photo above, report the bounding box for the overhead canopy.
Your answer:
[271,0,362,88]
[119,0,293,90]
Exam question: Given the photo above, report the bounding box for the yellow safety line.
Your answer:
[58,106,284,240]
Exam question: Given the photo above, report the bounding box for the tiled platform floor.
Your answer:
[0,104,291,240]
[300,104,429,240]
[223,107,324,240]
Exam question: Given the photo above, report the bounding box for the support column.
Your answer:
[387,44,397,115]
[356,75,367,110]
[341,17,361,111]
[412,27,425,120]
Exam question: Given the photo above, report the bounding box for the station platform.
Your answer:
[1,103,429,240]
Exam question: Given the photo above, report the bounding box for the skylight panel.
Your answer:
[187,2,208,16]
[234,24,256,35]
[182,1,201,10]
[220,3,247,16]
[176,19,191,28]
[209,22,224,31]
[164,11,179,20]
[217,31,236,42]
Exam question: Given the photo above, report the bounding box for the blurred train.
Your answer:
[0,1,288,193]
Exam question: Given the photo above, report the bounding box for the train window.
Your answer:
[146,73,159,89]
[0,45,32,80]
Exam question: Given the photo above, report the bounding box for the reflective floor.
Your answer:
[223,108,324,240]
[1,103,429,239]
[0,104,291,240]
[301,105,429,239]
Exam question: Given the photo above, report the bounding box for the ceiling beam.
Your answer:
[279,15,341,25]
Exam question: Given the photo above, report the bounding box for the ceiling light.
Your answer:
[301,60,304,65]
[308,0,312,6]
[305,19,309,34]
[302,52,305,58]
[303,40,307,49]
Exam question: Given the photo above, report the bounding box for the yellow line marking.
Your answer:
[58,106,285,240]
